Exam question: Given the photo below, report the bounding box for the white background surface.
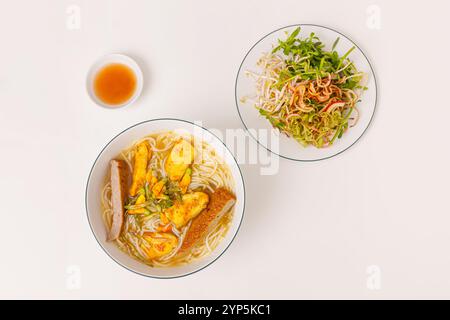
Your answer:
[1,0,449,299]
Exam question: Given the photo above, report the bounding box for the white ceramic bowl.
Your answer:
[235,24,377,161]
[87,53,144,109]
[85,119,245,278]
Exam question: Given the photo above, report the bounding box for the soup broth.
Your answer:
[101,131,236,267]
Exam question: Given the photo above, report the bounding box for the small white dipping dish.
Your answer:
[85,119,246,278]
[87,53,144,109]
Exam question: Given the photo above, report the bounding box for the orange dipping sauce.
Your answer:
[94,63,137,106]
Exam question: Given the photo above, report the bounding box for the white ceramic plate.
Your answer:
[235,24,377,161]
[85,119,245,278]
[86,53,144,109]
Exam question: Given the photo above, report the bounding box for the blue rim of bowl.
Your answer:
[235,23,378,162]
[85,118,246,279]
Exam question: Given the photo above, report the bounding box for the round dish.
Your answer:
[86,53,144,109]
[235,24,377,161]
[85,119,245,278]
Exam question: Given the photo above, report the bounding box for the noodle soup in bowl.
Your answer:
[86,119,245,278]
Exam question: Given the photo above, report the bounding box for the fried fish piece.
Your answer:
[165,139,194,181]
[162,192,209,228]
[129,142,152,196]
[141,232,178,259]
[179,168,192,194]
[146,169,158,188]
[151,179,167,198]
[127,194,147,215]
[180,188,236,252]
